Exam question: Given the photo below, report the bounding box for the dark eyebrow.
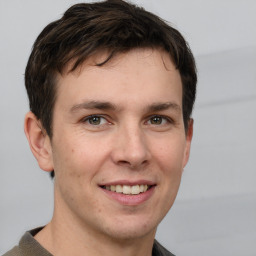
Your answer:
[70,100,181,114]
[70,101,117,113]
[147,102,181,113]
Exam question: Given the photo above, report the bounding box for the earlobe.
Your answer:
[24,112,54,172]
[182,119,194,168]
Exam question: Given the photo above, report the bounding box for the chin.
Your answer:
[99,215,159,242]
[105,227,156,242]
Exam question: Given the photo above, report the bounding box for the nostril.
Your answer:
[117,159,149,169]
[141,159,148,165]
[118,160,134,168]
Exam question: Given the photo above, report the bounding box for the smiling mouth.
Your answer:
[101,184,152,195]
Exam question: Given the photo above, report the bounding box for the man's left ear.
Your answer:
[24,111,54,172]
[182,119,193,168]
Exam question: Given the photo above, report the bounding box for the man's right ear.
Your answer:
[24,112,54,172]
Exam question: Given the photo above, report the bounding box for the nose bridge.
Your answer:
[112,120,149,168]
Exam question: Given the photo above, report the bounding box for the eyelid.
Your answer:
[81,114,110,125]
[80,114,174,127]
[145,114,174,125]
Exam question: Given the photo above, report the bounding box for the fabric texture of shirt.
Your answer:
[3,227,175,256]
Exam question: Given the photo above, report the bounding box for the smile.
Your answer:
[102,184,150,195]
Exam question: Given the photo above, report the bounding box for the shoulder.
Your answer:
[153,240,176,256]
[2,246,20,256]
[2,227,52,256]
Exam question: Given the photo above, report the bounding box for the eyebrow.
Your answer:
[146,102,181,113]
[70,101,117,113]
[70,100,181,114]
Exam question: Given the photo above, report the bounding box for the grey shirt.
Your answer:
[4,227,175,256]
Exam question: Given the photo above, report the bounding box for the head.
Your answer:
[24,0,197,245]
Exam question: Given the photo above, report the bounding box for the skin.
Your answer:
[25,48,193,256]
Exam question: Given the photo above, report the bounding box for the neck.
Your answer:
[35,221,156,256]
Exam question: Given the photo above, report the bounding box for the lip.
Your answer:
[99,179,156,186]
[99,180,156,206]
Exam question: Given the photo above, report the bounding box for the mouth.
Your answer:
[101,184,153,195]
[99,182,156,205]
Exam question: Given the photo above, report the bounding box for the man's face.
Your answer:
[48,49,192,241]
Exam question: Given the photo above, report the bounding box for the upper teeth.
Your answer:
[105,184,149,195]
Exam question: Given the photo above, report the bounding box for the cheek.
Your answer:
[53,135,111,187]
[153,137,186,173]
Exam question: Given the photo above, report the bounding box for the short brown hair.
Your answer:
[25,0,197,138]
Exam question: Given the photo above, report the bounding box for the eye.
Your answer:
[147,115,169,125]
[83,115,108,126]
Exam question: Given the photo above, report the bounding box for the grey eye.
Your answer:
[85,116,107,125]
[150,116,163,125]
[89,116,101,125]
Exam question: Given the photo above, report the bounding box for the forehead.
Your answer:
[55,48,182,111]
[63,48,176,76]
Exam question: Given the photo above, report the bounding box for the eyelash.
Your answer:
[146,115,173,125]
[82,114,173,127]
[82,115,109,126]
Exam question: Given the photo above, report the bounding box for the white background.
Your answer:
[0,0,256,255]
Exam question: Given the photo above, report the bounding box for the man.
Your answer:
[4,0,196,255]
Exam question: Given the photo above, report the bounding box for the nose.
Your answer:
[111,124,150,169]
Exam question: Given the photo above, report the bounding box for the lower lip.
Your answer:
[101,186,156,206]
